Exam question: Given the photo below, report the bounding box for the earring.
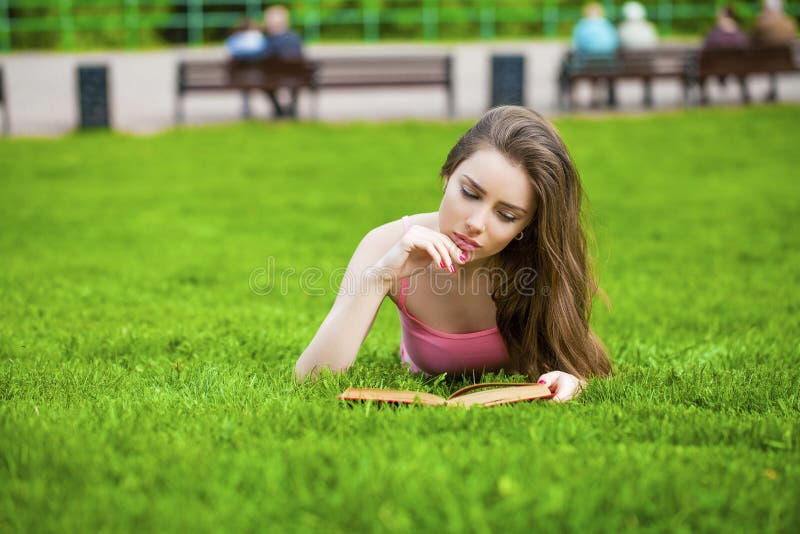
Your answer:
[514,231,524,241]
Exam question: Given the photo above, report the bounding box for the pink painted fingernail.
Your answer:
[449,264,456,273]
[439,261,446,269]
[538,380,546,385]
[459,253,467,262]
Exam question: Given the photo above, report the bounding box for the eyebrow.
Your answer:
[462,174,529,214]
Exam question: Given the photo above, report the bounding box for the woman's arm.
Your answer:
[294,225,397,383]
[295,216,467,382]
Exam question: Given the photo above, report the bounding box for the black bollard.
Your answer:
[0,67,8,135]
[77,65,110,129]
[491,55,525,108]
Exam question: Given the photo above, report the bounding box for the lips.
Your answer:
[453,232,480,250]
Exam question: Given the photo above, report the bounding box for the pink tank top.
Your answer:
[396,215,511,375]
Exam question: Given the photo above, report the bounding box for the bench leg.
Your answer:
[766,73,778,102]
[264,90,282,119]
[446,84,454,118]
[241,90,252,119]
[607,80,617,108]
[682,78,691,107]
[1,105,8,135]
[737,76,751,104]
[589,79,601,109]
[287,88,299,119]
[643,79,653,108]
[699,77,709,106]
[558,78,571,112]
[311,88,319,120]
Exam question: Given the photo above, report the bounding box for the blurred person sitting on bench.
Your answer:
[752,0,797,45]
[703,4,748,49]
[751,0,798,101]
[618,1,658,50]
[701,4,750,101]
[572,2,619,55]
[571,3,620,107]
[224,18,268,60]
[262,4,304,119]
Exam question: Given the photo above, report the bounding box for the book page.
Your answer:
[444,385,552,407]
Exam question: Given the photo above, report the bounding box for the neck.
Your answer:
[462,254,491,275]
[452,255,495,297]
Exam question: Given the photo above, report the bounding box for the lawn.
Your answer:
[1,106,798,532]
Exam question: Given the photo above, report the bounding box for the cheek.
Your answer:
[490,226,522,249]
[440,192,466,218]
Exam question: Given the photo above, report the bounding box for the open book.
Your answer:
[337,382,553,408]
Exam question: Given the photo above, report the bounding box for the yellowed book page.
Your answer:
[444,385,552,408]
[337,388,447,406]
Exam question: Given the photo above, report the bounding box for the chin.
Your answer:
[467,250,490,264]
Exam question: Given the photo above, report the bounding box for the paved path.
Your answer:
[1,40,799,137]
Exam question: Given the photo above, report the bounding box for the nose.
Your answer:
[465,209,488,236]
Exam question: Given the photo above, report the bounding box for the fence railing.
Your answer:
[1,1,794,53]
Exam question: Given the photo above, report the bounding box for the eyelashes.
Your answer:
[461,188,479,200]
[459,187,518,222]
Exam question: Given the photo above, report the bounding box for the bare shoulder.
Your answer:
[353,212,438,300]
[411,211,440,231]
[360,211,439,250]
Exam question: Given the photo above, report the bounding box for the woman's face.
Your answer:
[439,147,536,264]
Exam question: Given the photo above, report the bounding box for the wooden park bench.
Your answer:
[308,55,454,118]
[558,46,695,110]
[684,44,800,104]
[176,54,454,122]
[175,57,315,123]
[559,43,800,109]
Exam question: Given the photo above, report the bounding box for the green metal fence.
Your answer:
[1,1,796,52]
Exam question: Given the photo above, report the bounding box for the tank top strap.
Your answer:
[399,216,411,312]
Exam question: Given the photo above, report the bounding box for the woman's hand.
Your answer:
[374,224,468,282]
[537,371,587,403]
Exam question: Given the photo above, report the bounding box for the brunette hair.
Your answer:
[721,4,739,24]
[440,106,612,380]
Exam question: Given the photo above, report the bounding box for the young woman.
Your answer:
[294,106,611,402]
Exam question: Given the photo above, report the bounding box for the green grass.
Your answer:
[1,106,799,532]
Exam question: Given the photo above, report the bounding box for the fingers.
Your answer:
[416,240,455,274]
[537,371,560,391]
[537,371,578,403]
[440,235,468,264]
[405,225,468,272]
[432,242,455,272]
[420,242,447,272]
[537,373,559,401]
[421,227,466,267]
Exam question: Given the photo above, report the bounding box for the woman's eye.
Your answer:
[461,187,517,222]
[460,187,479,199]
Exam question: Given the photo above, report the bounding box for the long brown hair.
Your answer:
[440,106,611,379]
